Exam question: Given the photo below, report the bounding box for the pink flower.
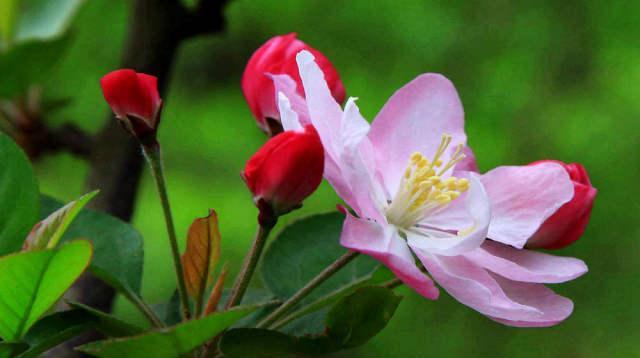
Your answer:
[242,33,345,136]
[243,123,324,223]
[526,160,597,249]
[100,69,162,143]
[275,50,588,327]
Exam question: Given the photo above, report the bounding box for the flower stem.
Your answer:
[256,250,359,329]
[225,223,275,309]
[143,144,191,320]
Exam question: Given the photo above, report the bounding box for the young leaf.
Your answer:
[204,265,228,315]
[23,191,98,250]
[40,196,144,294]
[0,132,39,256]
[77,305,257,358]
[0,240,93,341]
[181,210,221,303]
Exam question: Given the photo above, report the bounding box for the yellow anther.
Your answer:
[411,152,423,163]
[435,193,452,204]
[428,176,441,185]
[448,191,461,200]
[456,178,470,191]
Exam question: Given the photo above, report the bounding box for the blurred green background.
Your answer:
[21,0,639,356]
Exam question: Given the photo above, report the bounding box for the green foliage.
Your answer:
[220,287,402,357]
[0,0,17,46]
[24,191,97,250]
[41,196,144,294]
[0,240,92,341]
[261,212,379,301]
[12,0,84,43]
[0,133,39,256]
[0,35,71,97]
[77,305,258,358]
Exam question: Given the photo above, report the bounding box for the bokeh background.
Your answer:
[15,0,639,356]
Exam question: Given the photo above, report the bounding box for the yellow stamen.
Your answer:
[385,134,470,228]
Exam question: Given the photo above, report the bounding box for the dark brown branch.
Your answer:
[0,97,93,159]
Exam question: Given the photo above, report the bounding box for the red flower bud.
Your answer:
[527,160,597,249]
[242,33,345,135]
[243,125,324,222]
[100,69,162,144]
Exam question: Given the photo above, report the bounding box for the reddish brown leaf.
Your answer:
[181,210,221,302]
[204,264,228,316]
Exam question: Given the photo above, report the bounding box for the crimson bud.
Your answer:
[527,160,597,249]
[100,69,162,145]
[242,33,345,136]
[243,125,324,226]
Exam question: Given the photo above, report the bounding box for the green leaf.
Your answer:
[41,196,144,294]
[19,309,98,358]
[0,342,28,358]
[220,287,402,357]
[0,132,39,256]
[17,306,142,358]
[0,34,71,97]
[261,212,379,302]
[66,302,144,337]
[220,328,334,358]
[260,212,380,334]
[0,240,93,341]
[325,286,402,348]
[77,306,258,358]
[13,0,84,43]
[23,191,97,250]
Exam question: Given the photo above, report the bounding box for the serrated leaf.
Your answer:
[0,240,93,340]
[325,286,402,348]
[220,287,402,356]
[41,196,144,294]
[23,191,97,250]
[220,328,335,358]
[0,132,39,256]
[261,212,379,334]
[77,305,257,358]
[181,210,221,302]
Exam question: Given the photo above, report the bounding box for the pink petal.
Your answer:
[456,146,479,173]
[480,162,574,249]
[368,74,466,193]
[466,240,588,283]
[276,92,303,132]
[416,251,573,326]
[408,174,491,256]
[416,252,536,318]
[487,275,574,327]
[271,74,311,126]
[340,212,439,299]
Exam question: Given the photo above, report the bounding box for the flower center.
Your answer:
[385,134,469,229]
